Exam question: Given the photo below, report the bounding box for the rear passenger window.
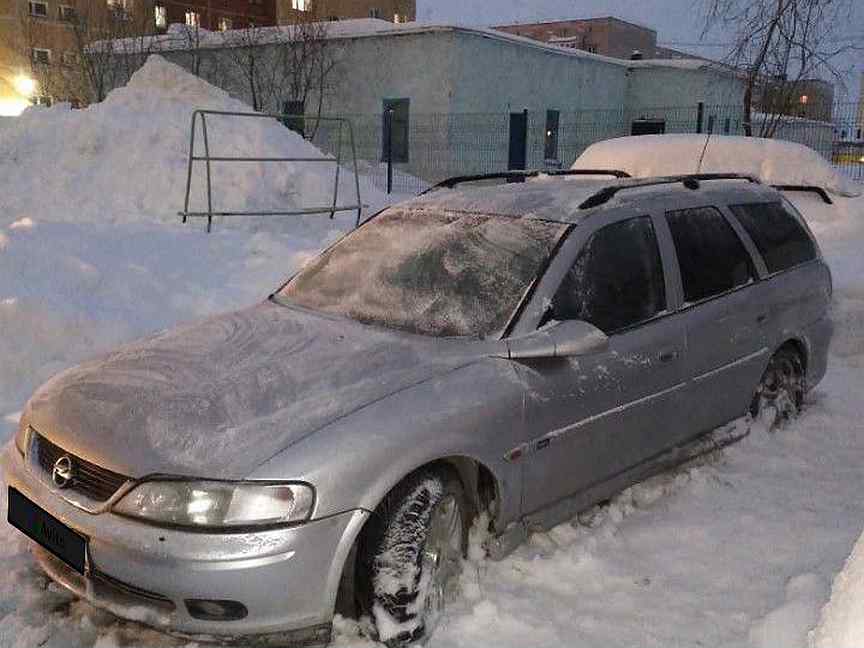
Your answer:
[666,207,755,304]
[728,202,817,274]
[552,216,666,334]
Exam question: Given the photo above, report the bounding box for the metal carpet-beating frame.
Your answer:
[178,110,364,233]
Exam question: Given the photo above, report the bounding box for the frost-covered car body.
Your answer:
[3,175,833,644]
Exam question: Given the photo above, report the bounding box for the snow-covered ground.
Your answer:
[2,63,864,648]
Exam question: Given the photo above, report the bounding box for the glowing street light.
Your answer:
[13,75,37,97]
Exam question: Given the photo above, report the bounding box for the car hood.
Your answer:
[26,302,487,479]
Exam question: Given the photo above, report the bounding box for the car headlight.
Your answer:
[112,480,315,529]
[14,421,31,457]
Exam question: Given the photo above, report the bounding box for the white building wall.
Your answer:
[626,65,745,112]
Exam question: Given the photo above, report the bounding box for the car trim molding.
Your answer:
[692,347,770,384]
[506,381,688,462]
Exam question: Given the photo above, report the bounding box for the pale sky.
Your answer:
[418,0,863,101]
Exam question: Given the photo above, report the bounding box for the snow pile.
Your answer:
[811,530,864,647]
[0,55,379,229]
[572,135,862,197]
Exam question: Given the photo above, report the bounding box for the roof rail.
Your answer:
[771,184,834,205]
[423,169,631,194]
[578,173,761,210]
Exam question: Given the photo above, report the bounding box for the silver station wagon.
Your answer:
[3,172,832,647]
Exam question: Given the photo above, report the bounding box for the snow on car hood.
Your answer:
[24,301,480,479]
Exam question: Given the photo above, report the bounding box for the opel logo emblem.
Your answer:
[52,455,75,489]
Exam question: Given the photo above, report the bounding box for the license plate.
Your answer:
[7,487,87,574]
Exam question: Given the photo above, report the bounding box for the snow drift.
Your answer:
[811,530,864,647]
[572,135,861,198]
[0,55,377,229]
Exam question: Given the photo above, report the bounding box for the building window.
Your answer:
[108,0,132,19]
[29,1,48,17]
[32,48,52,65]
[61,51,77,65]
[291,0,308,10]
[185,10,199,26]
[369,7,381,18]
[58,5,76,21]
[154,4,167,28]
[218,16,232,30]
[33,95,53,107]
[800,95,809,105]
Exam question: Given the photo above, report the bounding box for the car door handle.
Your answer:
[756,313,768,325]
[659,350,679,363]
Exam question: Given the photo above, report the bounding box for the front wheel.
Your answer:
[358,468,468,646]
[751,348,805,428]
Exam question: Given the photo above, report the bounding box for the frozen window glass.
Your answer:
[279,209,568,338]
[552,216,666,334]
[728,202,817,274]
[667,207,755,303]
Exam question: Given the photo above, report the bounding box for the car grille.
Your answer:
[32,431,130,502]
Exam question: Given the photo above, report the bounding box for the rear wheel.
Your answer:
[358,468,468,646]
[751,348,805,427]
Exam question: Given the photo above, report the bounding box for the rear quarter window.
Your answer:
[728,202,818,274]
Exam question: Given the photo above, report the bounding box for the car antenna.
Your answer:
[696,120,715,174]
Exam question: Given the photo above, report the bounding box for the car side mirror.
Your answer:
[500,320,609,360]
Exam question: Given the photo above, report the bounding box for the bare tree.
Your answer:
[70,0,163,103]
[219,14,337,125]
[702,0,860,136]
[0,0,163,105]
[1,0,162,105]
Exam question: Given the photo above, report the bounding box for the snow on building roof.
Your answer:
[96,19,642,68]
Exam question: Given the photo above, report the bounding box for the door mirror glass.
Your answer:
[503,320,609,360]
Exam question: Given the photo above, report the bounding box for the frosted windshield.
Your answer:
[279,208,568,338]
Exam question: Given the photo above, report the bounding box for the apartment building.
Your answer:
[277,0,414,26]
[758,77,835,122]
[153,0,276,33]
[857,71,864,140]
[0,0,277,113]
[0,0,81,112]
[495,16,659,60]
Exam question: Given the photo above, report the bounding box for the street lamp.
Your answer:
[13,75,37,97]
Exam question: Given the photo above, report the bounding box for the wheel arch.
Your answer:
[332,455,501,619]
[773,336,809,376]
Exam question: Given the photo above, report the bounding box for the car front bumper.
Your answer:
[1,443,368,645]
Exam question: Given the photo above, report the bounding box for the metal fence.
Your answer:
[300,102,863,194]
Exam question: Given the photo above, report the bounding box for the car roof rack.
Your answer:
[771,184,834,205]
[578,173,762,210]
[422,169,632,194]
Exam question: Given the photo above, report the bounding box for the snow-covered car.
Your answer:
[3,171,833,646]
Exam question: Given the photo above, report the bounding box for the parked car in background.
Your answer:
[3,169,832,647]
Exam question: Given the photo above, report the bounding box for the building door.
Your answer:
[545,109,560,164]
[631,119,666,136]
[509,111,528,170]
[283,99,306,137]
[382,98,410,164]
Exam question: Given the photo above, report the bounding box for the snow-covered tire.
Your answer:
[751,347,805,428]
[358,467,468,646]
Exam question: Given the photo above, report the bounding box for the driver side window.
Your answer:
[552,216,666,334]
